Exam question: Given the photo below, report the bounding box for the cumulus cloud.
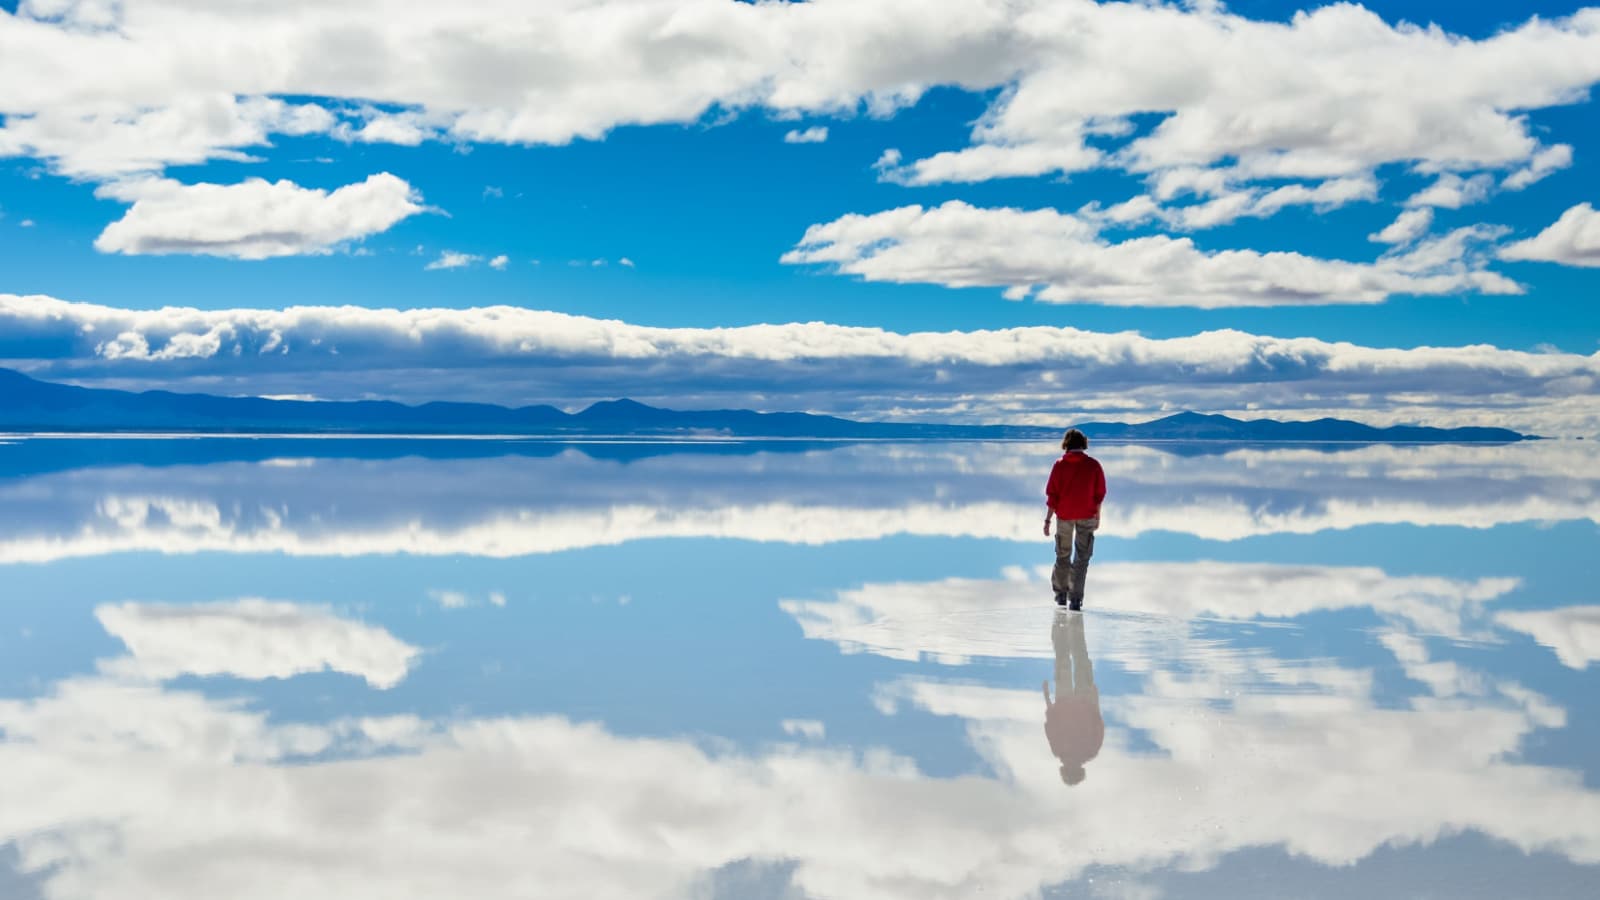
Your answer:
[94,599,421,688]
[424,250,480,270]
[330,107,441,146]
[781,719,826,740]
[0,93,335,179]
[1369,207,1434,246]
[867,3,1600,190]
[92,173,424,259]
[783,201,1522,307]
[0,0,1594,198]
[1499,203,1600,268]
[1079,175,1380,232]
[429,589,470,609]
[1404,173,1496,209]
[2,292,1597,431]
[1503,144,1575,191]
[784,126,829,144]
[488,254,509,270]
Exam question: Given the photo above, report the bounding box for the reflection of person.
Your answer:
[1043,611,1103,786]
[1043,428,1106,609]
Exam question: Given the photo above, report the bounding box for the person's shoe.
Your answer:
[1054,593,1068,606]
[1068,598,1082,611]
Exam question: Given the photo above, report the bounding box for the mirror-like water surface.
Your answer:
[1,439,1596,898]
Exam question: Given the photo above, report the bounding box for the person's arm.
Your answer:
[1044,463,1059,534]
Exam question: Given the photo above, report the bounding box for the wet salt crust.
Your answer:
[0,437,1596,898]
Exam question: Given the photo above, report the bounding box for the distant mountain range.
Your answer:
[1072,410,1531,443]
[0,367,1531,442]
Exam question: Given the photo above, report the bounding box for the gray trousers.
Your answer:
[1051,517,1098,602]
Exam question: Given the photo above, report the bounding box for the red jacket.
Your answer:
[1046,451,1106,520]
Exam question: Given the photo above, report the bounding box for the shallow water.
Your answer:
[1,438,1596,898]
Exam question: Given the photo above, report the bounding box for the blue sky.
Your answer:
[1,0,1598,432]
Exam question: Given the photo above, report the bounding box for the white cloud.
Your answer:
[1503,144,1574,191]
[1075,194,1162,228]
[869,4,1600,191]
[94,599,420,688]
[488,254,509,270]
[429,589,470,609]
[330,108,440,146]
[1239,175,1379,220]
[1370,207,1434,246]
[0,0,1592,203]
[1405,173,1495,209]
[783,201,1521,307]
[783,126,829,144]
[1499,202,1600,268]
[424,250,480,270]
[882,139,1102,185]
[1081,176,1380,232]
[618,257,634,268]
[0,92,336,179]
[781,719,826,740]
[92,172,424,259]
[2,292,1597,431]
[1496,606,1600,669]
[19,218,35,227]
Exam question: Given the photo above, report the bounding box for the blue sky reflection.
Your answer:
[0,439,1597,897]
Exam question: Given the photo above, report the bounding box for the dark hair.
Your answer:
[1061,429,1088,451]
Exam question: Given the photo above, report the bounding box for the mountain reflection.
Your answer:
[0,439,1595,561]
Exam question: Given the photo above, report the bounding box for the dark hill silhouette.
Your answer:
[0,367,569,432]
[0,367,1531,442]
[1076,410,1527,443]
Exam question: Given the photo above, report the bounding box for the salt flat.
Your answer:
[0,439,1595,899]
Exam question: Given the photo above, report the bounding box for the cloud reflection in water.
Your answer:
[0,571,1596,898]
[0,440,1595,561]
[1,437,1596,897]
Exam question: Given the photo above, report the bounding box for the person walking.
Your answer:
[1044,428,1106,609]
